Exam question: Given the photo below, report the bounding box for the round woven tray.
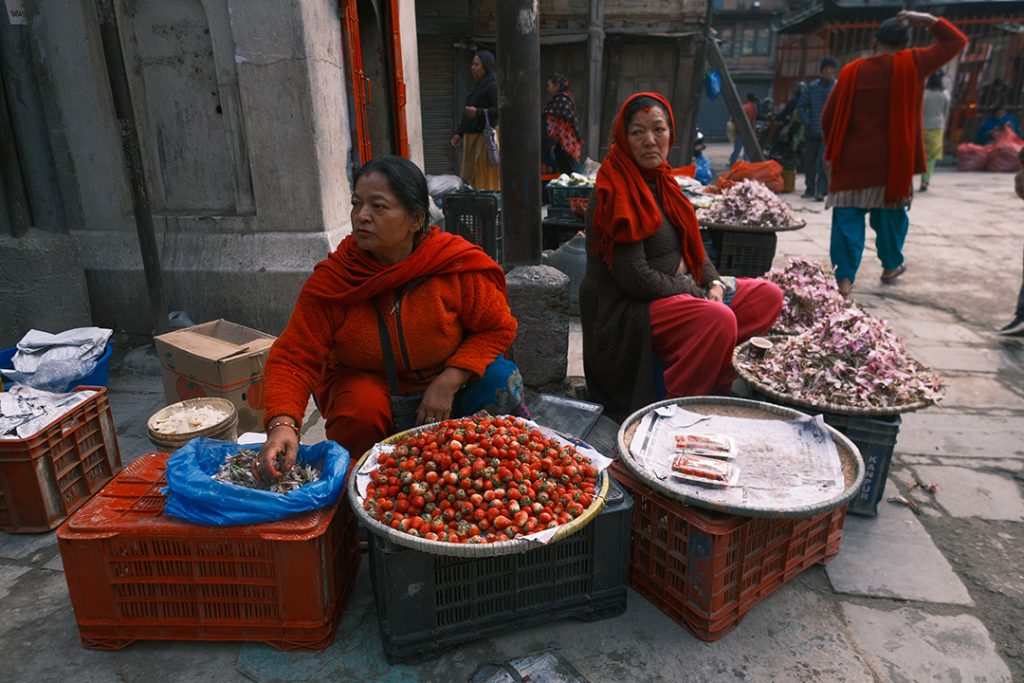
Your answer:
[616,396,865,519]
[700,219,806,234]
[346,420,611,557]
[732,337,933,417]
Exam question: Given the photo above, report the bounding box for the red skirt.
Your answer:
[649,278,783,397]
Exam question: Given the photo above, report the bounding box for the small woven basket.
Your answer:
[347,419,610,557]
[732,338,933,417]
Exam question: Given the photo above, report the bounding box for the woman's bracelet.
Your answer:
[268,420,300,436]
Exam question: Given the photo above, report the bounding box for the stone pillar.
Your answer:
[506,265,569,390]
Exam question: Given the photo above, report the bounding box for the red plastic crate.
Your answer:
[610,461,845,641]
[0,386,121,532]
[57,453,361,651]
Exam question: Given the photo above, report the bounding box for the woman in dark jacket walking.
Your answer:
[542,73,584,175]
[450,50,500,190]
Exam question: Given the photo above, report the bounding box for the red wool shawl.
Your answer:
[591,92,706,284]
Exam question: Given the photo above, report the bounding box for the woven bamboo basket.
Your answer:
[732,337,934,417]
[616,396,864,518]
[347,419,610,557]
[700,218,806,234]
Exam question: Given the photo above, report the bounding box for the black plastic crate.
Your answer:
[442,191,502,263]
[368,478,632,662]
[745,387,900,517]
[819,413,900,517]
[710,229,777,277]
[546,183,592,208]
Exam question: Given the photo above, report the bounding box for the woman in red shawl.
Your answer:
[823,10,966,297]
[543,73,584,175]
[580,92,782,418]
[256,156,524,478]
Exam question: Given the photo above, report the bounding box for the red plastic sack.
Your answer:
[986,124,1024,173]
[672,164,697,178]
[956,142,991,171]
[717,160,784,193]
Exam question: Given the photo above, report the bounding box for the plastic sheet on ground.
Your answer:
[0,385,97,439]
[629,404,844,509]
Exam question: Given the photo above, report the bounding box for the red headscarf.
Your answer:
[824,51,922,204]
[591,92,706,284]
[303,227,507,306]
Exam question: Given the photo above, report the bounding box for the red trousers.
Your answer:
[317,370,392,463]
[649,278,783,397]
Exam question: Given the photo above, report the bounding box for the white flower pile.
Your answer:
[765,257,850,335]
[740,306,945,409]
[698,179,799,228]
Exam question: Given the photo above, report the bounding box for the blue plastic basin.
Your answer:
[0,342,112,389]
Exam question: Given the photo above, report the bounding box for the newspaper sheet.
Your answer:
[629,405,844,509]
[0,385,97,439]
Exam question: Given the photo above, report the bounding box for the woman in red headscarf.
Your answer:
[580,92,783,418]
[255,156,525,479]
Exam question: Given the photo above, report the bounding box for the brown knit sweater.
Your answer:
[580,191,720,420]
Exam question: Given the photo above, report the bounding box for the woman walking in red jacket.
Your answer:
[823,10,967,297]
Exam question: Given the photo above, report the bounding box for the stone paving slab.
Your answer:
[239,568,874,683]
[897,411,1024,459]
[894,319,987,345]
[0,530,57,561]
[43,553,64,572]
[911,466,1024,521]
[841,603,1012,683]
[939,376,1024,410]
[0,565,31,601]
[826,492,973,605]
[912,345,1016,374]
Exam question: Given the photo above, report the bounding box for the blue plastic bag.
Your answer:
[705,70,722,101]
[695,153,713,185]
[163,437,350,526]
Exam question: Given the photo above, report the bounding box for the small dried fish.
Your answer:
[212,448,320,494]
[697,179,799,228]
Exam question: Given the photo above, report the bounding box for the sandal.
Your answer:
[880,263,907,284]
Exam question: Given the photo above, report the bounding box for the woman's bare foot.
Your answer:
[837,278,853,298]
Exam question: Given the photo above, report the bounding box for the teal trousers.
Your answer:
[830,207,908,282]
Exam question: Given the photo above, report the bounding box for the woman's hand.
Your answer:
[416,367,473,426]
[465,106,478,119]
[450,134,462,148]
[896,10,937,28]
[675,259,688,277]
[256,418,300,480]
[706,284,726,303]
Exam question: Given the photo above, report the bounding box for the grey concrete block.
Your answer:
[507,265,570,388]
[826,495,973,605]
[842,603,1012,683]
[0,230,92,349]
[911,466,1024,521]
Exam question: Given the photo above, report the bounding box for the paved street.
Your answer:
[1,155,1022,682]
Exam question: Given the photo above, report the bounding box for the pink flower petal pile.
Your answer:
[741,306,945,410]
[765,257,849,335]
[697,179,799,228]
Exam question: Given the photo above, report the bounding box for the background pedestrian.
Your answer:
[822,10,967,297]
[920,70,949,192]
[798,57,837,200]
[450,50,500,190]
[542,73,584,175]
[729,93,759,166]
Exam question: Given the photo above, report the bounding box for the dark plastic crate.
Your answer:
[546,183,592,208]
[368,478,632,662]
[818,413,900,517]
[745,387,900,517]
[442,191,502,263]
[710,229,777,277]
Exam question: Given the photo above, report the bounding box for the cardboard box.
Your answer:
[154,320,276,433]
